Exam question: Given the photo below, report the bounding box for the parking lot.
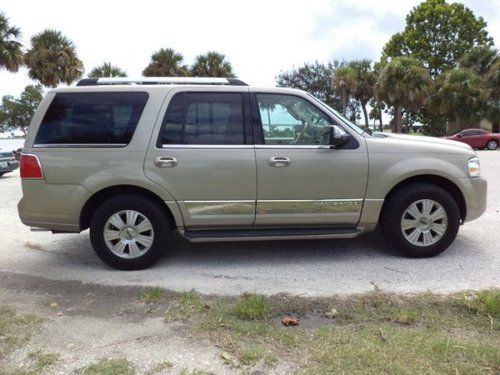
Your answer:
[0,150,498,296]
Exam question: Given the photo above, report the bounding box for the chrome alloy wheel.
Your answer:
[487,140,497,150]
[103,210,154,259]
[400,199,448,247]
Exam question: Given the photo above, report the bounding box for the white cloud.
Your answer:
[0,0,498,98]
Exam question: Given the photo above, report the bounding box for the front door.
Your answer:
[145,89,256,228]
[252,93,368,226]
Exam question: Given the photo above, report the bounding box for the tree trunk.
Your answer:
[361,102,369,130]
[447,113,462,134]
[379,112,383,132]
[492,121,499,133]
[342,89,348,116]
[393,106,402,133]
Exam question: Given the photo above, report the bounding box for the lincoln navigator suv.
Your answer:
[18,77,487,270]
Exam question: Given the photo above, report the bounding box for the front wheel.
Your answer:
[90,194,171,270]
[380,183,460,258]
[486,140,498,150]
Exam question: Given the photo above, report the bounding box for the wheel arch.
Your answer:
[80,185,179,231]
[381,174,466,223]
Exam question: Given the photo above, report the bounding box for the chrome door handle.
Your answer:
[268,156,291,167]
[155,156,178,168]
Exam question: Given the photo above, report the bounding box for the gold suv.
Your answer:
[18,77,487,269]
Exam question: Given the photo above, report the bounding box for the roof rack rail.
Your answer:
[76,77,248,87]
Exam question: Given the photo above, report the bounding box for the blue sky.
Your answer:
[0,0,498,99]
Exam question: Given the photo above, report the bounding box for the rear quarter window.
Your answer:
[35,92,149,145]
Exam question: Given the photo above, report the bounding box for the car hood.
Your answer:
[367,132,475,154]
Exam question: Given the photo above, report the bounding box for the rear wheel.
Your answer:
[90,194,171,270]
[380,183,460,258]
[486,139,498,150]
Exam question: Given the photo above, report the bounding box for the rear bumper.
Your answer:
[460,177,487,222]
[18,180,90,232]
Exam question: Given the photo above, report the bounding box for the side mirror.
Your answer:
[457,133,463,138]
[328,126,351,148]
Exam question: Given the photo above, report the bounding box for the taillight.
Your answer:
[20,154,43,179]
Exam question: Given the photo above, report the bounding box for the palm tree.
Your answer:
[431,68,485,134]
[0,12,23,72]
[143,48,189,77]
[24,29,83,87]
[375,57,431,133]
[88,62,126,78]
[332,65,354,116]
[344,60,375,129]
[190,51,234,77]
[459,45,499,76]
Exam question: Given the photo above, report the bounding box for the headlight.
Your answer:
[468,157,480,177]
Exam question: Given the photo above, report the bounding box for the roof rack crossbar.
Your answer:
[76,77,248,86]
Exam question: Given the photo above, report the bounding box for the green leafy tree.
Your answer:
[376,57,432,133]
[191,51,234,77]
[276,61,359,121]
[0,12,23,72]
[143,48,189,77]
[430,68,486,134]
[88,62,126,78]
[0,84,43,135]
[382,0,493,78]
[24,30,83,87]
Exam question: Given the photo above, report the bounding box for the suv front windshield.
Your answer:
[307,94,371,136]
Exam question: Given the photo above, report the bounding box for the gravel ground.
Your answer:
[0,150,498,296]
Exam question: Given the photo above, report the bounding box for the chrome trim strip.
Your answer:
[255,145,329,149]
[257,199,362,214]
[162,144,254,149]
[33,144,127,148]
[185,200,255,216]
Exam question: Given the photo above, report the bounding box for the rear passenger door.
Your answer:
[144,88,256,228]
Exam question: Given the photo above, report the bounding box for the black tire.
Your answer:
[380,183,460,258]
[0,173,4,177]
[486,139,498,150]
[90,194,171,270]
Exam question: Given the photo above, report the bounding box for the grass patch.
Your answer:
[138,287,164,304]
[83,358,135,375]
[145,361,173,375]
[28,349,60,373]
[166,289,500,372]
[0,306,39,359]
[463,289,500,318]
[234,293,269,320]
[165,290,205,321]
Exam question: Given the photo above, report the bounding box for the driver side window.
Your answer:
[256,94,333,145]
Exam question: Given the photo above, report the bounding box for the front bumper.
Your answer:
[460,177,487,222]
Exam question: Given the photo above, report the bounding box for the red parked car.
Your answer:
[445,129,500,150]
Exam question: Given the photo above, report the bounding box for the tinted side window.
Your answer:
[461,130,482,137]
[161,92,245,145]
[35,92,149,145]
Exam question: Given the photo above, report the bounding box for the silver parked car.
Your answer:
[18,77,487,269]
[0,149,19,177]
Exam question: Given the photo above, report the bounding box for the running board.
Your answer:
[181,227,364,242]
